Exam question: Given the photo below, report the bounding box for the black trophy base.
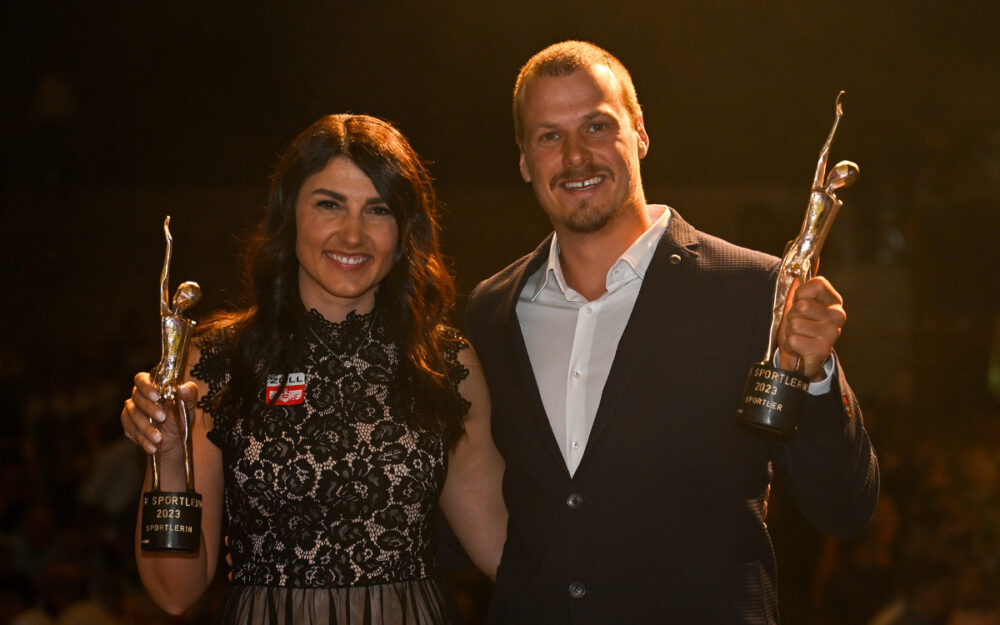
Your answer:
[737,361,810,439]
[140,490,203,553]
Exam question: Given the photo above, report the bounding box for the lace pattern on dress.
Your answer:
[191,310,469,599]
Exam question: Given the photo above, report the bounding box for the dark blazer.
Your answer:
[465,209,879,625]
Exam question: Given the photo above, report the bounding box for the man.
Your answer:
[464,41,878,624]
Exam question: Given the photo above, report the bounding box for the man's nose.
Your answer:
[562,134,591,168]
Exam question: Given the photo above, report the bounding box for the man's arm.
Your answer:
[770,277,879,536]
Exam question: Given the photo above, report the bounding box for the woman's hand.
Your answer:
[128,348,226,614]
[121,372,200,455]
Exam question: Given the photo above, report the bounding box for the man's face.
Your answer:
[517,65,648,234]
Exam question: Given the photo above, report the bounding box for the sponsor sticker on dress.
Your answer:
[265,373,306,405]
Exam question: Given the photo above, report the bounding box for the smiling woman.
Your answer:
[119,114,507,625]
[295,156,400,323]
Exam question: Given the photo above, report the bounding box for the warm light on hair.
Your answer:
[513,40,643,144]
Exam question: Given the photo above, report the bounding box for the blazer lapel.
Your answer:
[497,235,572,478]
[579,210,701,471]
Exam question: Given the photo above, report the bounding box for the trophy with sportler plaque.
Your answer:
[737,92,859,439]
[140,216,204,552]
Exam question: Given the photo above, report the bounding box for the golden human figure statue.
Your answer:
[150,216,201,493]
[763,92,860,367]
[739,92,860,439]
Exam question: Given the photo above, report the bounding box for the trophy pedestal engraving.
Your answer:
[738,362,810,439]
[140,490,203,552]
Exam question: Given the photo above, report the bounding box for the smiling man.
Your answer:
[465,41,879,624]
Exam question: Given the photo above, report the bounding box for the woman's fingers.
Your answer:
[122,397,162,455]
[123,371,199,455]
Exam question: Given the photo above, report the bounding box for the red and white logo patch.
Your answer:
[265,373,306,405]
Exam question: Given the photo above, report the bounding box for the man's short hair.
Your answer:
[513,40,643,145]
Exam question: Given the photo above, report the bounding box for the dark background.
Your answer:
[2,1,999,623]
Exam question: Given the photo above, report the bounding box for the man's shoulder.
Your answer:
[468,236,550,305]
[669,210,780,276]
[693,229,780,273]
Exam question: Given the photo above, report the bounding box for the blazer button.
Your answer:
[566,493,584,509]
[568,581,587,599]
[670,253,682,264]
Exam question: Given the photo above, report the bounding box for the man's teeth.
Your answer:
[563,176,603,190]
[327,253,368,265]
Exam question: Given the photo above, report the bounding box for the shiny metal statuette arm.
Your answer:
[763,91,860,366]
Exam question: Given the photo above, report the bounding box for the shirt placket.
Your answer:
[565,300,599,476]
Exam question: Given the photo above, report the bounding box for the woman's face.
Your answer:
[295,156,400,321]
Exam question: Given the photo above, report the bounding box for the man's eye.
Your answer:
[539,132,558,143]
[589,122,608,132]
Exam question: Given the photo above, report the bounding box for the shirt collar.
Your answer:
[530,205,672,301]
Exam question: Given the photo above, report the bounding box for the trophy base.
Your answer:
[140,490,203,553]
[737,361,810,439]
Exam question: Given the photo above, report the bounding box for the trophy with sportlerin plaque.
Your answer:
[737,92,859,439]
[140,216,204,552]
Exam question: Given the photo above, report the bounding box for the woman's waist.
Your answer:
[230,554,436,587]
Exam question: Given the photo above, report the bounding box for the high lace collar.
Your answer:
[305,307,378,354]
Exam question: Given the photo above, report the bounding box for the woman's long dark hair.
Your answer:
[203,114,465,446]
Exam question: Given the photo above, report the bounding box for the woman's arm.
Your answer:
[122,347,224,614]
[437,345,507,580]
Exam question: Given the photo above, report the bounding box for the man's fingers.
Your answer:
[777,276,847,380]
[783,312,843,344]
[795,276,844,307]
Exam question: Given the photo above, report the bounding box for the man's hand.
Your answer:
[777,276,846,381]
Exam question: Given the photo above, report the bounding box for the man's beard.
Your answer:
[545,158,642,234]
[564,197,625,233]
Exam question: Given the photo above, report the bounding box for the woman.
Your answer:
[120,114,506,624]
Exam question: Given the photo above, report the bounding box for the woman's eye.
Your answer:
[589,122,608,132]
[368,205,392,217]
[318,199,339,210]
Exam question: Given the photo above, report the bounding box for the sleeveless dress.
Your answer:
[192,309,469,625]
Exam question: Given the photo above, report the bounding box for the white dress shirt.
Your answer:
[516,205,670,476]
[516,205,834,476]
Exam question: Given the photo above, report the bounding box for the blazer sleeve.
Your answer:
[770,358,880,537]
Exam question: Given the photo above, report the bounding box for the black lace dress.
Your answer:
[192,310,469,625]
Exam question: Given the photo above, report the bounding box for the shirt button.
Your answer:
[583,305,592,314]
[572,369,581,379]
[566,493,584,509]
[571,440,580,449]
[568,581,587,599]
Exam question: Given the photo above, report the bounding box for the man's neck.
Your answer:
[556,204,652,301]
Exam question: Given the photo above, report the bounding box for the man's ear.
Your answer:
[636,116,650,159]
[518,148,532,183]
